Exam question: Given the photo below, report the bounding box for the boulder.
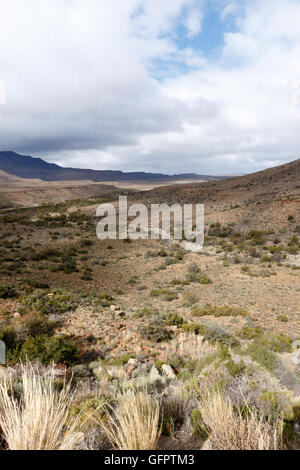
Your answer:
[149,365,160,380]
[110,305,121,312]
[162,364,176,379]
[291,350,300,366]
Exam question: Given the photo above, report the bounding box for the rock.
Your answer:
[162,364,176,379]
[292,396,300,408]
[89,360,102,370]
[127,358,138,366]
[291,350,300,366]
[127,365,137,377]
[115,310,126,317]
[136,355,145,362]
[149,365,160,380]
[110,305,121,312]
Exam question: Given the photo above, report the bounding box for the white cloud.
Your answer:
[0,80,6,104]
[220,2,242,22]
[185,7,203,38]
[0,0,300,174]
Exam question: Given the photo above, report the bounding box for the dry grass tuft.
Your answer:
[173,332,216,359]
[104,389,161,450]
[197,391,284,450]
[0,364,82,450]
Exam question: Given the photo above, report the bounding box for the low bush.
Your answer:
[244,344,279,371]
[166,313,184,327]
[182,292,198,307]
[191,304,248,318]
[8,335,79,366]
[19,289,80,315]
[150,289,178,302]
[138,318,172,343]
[0,284,17,299]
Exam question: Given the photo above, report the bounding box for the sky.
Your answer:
[0,0,300,175]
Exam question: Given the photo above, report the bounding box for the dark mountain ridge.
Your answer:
[0,151,222,183]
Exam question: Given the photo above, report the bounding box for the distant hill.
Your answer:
[145,158,300,202]
[0,151,222,183]
[0,169,23,183]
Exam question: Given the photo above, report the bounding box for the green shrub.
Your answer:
[185,272,199,283]
[150,289,178,302]
[204,324,239,347]
[224,358,246,376]
[191,304,247,318]
[80,239,94,247]
[0,284,16,299]
[182,292,198,307]
[237,325,264,340]
[166,313,184,327]
[31,248,61,261]
[190,409,209,439]
[14,311,52,341]
[258,333,292,353]
[110,353,134,366]
[198,275,212,285]
[269,245,284,254]
[19,289,80,315]
[245,344,278,371]
[8,335,79,366]
[68,397,108,432]
[138,319,172,343]
[247,230,266,245]
[261,255,272,263]
[277,315,289,323]
[0,326,18,349]
[181,322,206,335]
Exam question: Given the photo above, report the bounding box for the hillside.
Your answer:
[140,158,300,235]
[0,151,222,183]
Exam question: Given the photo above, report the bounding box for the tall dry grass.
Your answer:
[197,391,283,450]
[0,364,82,450]
[172,332,216,360]
[104,389,161,450]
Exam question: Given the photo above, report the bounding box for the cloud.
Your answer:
[0,80,6,105]
[185,7,203,38]
[0,0,299,174]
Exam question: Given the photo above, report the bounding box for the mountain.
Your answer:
[0,151,222,183]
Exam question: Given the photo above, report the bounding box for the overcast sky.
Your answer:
[0,0,300,175]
